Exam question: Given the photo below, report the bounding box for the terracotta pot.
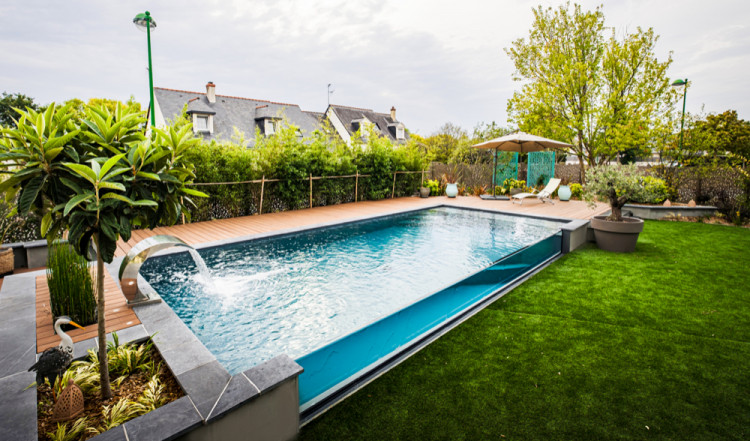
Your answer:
[590,215,644,253]
[419,187,430,198]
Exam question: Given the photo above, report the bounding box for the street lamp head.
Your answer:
[133,11,157,32]
[671,78,687,88]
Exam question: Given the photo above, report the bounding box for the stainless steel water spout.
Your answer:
[118,235,193,304]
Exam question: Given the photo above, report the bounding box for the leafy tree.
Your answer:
[0,92,40,126]
[0,103,204,399]
[690,110,750,158]
[61,97,142,123]
[506,2,677,181]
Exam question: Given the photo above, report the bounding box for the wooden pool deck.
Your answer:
[115,196,608,256]
[35,196,607,351]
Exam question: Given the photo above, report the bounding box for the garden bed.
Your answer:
[622,203,717,220]
[36,338,184,441]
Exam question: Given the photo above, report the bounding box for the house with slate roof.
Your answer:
[325,104,408,145]
[150,82,408,147]
[151,82,322,146]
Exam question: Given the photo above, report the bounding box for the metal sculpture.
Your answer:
[28,316,84,394]
[118,235,193,304]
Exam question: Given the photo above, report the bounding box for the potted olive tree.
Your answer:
[583,163,649,252]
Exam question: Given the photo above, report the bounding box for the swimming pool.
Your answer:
[140,206,564,412]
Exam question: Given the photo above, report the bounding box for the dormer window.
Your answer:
[195,115,209,132]
[265,119,278,135]
[191,112,213,134]
[352,117,372,138]
[396,125,405,140]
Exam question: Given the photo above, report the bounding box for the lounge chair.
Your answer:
[511,178,561,205]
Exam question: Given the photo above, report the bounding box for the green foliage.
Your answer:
[583,163,649,220]
[506,2,677,180]
[409,121,512,166]
[0,103,205,263]
[132,375,168,414]
[107,337,156,377]
[503,178,526,190]
[183,121,425,220]
[0,102,205,400]
[0,91,40,126]
[47,417,90,441]
[569,183,583,199]
[47,241,96,326]
[45,337,174,437]
[423,179,441,196]
[687,110,750,158]
[90,398,141,435]
[634,176,670,204]
[0,192,41,244]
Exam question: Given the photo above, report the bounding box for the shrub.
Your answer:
[636,176,670,204]
[473,185,487,196]
[47,242,96,326]
[503,178,526,189]
[424,179,441,196]
[569,183,583,199]
[182,123,426,219]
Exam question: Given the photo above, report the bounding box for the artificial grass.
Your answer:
[299,221,750,440]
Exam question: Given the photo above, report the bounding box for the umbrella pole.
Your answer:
[492,148,497,197]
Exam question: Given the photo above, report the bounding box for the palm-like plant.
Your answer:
[0,103,205,399]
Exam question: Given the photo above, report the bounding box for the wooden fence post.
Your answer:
[355,170,359,203]
[309,173,313,209]
[258,175,265,215]
[421,168,425,186]
[392,172,397,199]
[180,197,186,224]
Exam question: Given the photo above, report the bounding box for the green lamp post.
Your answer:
[133,11,157,127]
[671,78,688,150]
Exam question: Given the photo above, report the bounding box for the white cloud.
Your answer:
[1,0,749,133]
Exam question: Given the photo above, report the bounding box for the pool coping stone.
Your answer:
[0,370,37,441]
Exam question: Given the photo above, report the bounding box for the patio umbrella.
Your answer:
[472,131,572,153]
[471,131,572,197]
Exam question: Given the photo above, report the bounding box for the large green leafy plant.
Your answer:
[506,2,677,182]
[0,103,205,399]
[583,163,649,221]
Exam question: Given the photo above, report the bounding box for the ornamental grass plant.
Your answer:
[47,241,96,327]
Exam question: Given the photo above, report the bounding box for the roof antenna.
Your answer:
[328,83,335,107]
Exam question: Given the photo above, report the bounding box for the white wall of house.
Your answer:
[152,97,167,129]
[326,107,351,145]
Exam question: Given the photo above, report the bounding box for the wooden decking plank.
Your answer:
[35,269,141,352]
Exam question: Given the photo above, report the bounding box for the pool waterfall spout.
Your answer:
[118,235,212,305]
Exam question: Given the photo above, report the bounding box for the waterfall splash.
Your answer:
[188,248,214,285]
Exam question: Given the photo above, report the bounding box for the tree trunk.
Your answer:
[607,189,628,222]
[95,234,112,400]
[578,156,586,184]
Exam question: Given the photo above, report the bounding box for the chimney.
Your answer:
[206,81,216,103]
[390,106,396,121]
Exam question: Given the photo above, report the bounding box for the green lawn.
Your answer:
[299,221,750,440]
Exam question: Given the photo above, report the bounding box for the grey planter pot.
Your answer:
[420,187,431,198]
[590,215,644,253]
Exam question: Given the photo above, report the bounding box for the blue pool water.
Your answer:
[141,207,563,392]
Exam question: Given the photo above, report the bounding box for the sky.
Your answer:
[1,0,748,135]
